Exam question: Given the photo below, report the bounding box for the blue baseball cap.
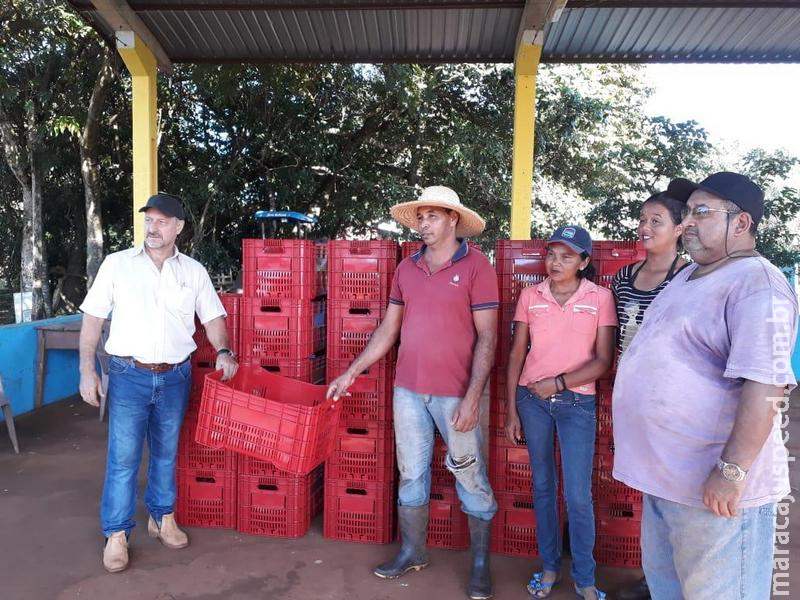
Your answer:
[548,225,592,255]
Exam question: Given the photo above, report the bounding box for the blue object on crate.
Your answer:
[255,210,317,224]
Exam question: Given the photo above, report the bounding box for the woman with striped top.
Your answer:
[613,192,690,357]
[611,191,689,600]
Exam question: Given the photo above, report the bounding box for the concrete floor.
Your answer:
[1,396,798,600]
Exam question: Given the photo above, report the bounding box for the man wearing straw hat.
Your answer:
[328,186,498,600]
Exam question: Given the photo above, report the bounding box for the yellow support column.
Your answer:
[116,31,158,246]
[510,38,542,240]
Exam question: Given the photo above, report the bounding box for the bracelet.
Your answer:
[553,377,561,392]
[557,373,567,392]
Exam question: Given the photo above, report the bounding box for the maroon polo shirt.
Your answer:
[389,240,499,397]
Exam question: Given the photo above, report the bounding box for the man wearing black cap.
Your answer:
[78,193,238,573]
[611,172,797,599]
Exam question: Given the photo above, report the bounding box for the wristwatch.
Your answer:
[717,459,748,482]
[217,348,235,360]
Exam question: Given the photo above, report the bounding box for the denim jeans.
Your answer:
[515,386,597,588]
[642,494,777,600]
[393,386,497,521]
[100,356,191,537]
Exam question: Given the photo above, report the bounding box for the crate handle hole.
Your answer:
[346,427,368,435]
[345,488,367,495]
[258,484,279,491]
[195,476,216,484]
[259,305,282,313]
[348,308,371,315]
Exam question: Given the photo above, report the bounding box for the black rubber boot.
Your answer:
[467,515,493,600]
[373,505,430,579]
[617,577,651,600]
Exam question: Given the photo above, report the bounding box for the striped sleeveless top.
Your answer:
[611,257,689,357]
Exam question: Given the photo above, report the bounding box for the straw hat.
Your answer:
[390,186,486,238]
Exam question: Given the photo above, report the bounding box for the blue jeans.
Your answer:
[100,356,191,537]
[642,494,777,600]
[515,386,597,588]
[393,386,497,521]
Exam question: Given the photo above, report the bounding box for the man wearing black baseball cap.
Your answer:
[78,192,238,573]
[612,171,797,598]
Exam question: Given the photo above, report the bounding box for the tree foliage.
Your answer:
[1,8,798,318]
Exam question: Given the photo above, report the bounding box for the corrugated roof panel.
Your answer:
[66,3,800,64]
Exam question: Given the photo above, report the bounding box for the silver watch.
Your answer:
[717,459,747,482]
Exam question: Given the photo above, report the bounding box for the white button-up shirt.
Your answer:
[80,245,225,363]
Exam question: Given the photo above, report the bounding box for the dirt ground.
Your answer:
[1,395,797,600]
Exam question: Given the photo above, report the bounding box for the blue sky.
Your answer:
[643,63,800,158]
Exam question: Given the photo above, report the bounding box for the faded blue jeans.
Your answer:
[393,386,497,521]
[642,494,777,600]
[100,356,191,537]
[515,386,598,588]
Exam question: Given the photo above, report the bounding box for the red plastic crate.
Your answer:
[176,467,237,529]
[597,377,613,406]
[495,301,521,368]
[242,239,326,299]
[328,240,397,302]
[490,444,533,494]
[192,293,241,365]
[428,488,469,549]
[430,436,456,492]
[490,493,542,558]
[178,414,238,472]
[237,465,324,538]
[595,516,642,568]
[597,403,612,438]
[250,355,326,384]
[325,422,395,482]
[327,299,387,360]
[323,479,396,544]
[592,241,646,289]
[240,296,326,361]
[495,240,549,305]
[326,358,394,423]
[195,364,342,475]
[595,498,643,521]
[593,454,644,504]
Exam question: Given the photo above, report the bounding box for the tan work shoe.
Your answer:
[103,531,129,573]
[148,513,189,549]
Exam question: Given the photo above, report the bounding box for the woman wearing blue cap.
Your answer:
[505,225,617,600]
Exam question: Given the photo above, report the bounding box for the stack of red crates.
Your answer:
[490,240,557,558]
[176,292,241,529]
[233,238,328,538]
[591,240,646,567]
[324,240,398,544]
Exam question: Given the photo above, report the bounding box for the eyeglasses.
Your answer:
[681,205,741,220]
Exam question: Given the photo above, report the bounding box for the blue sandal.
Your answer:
[526,571,562,598]
[574,584,607,599]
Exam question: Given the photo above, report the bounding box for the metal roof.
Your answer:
[66,1,800,64]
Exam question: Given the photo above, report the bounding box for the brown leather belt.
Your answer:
[121,357,189,373]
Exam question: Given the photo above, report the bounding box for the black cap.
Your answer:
[667,172,764,225]
[548,225,592,255]
[139,192,186,220]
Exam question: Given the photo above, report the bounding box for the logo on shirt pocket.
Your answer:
[449,274,461,287]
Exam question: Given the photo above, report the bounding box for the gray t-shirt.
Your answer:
[613,257,797,508]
